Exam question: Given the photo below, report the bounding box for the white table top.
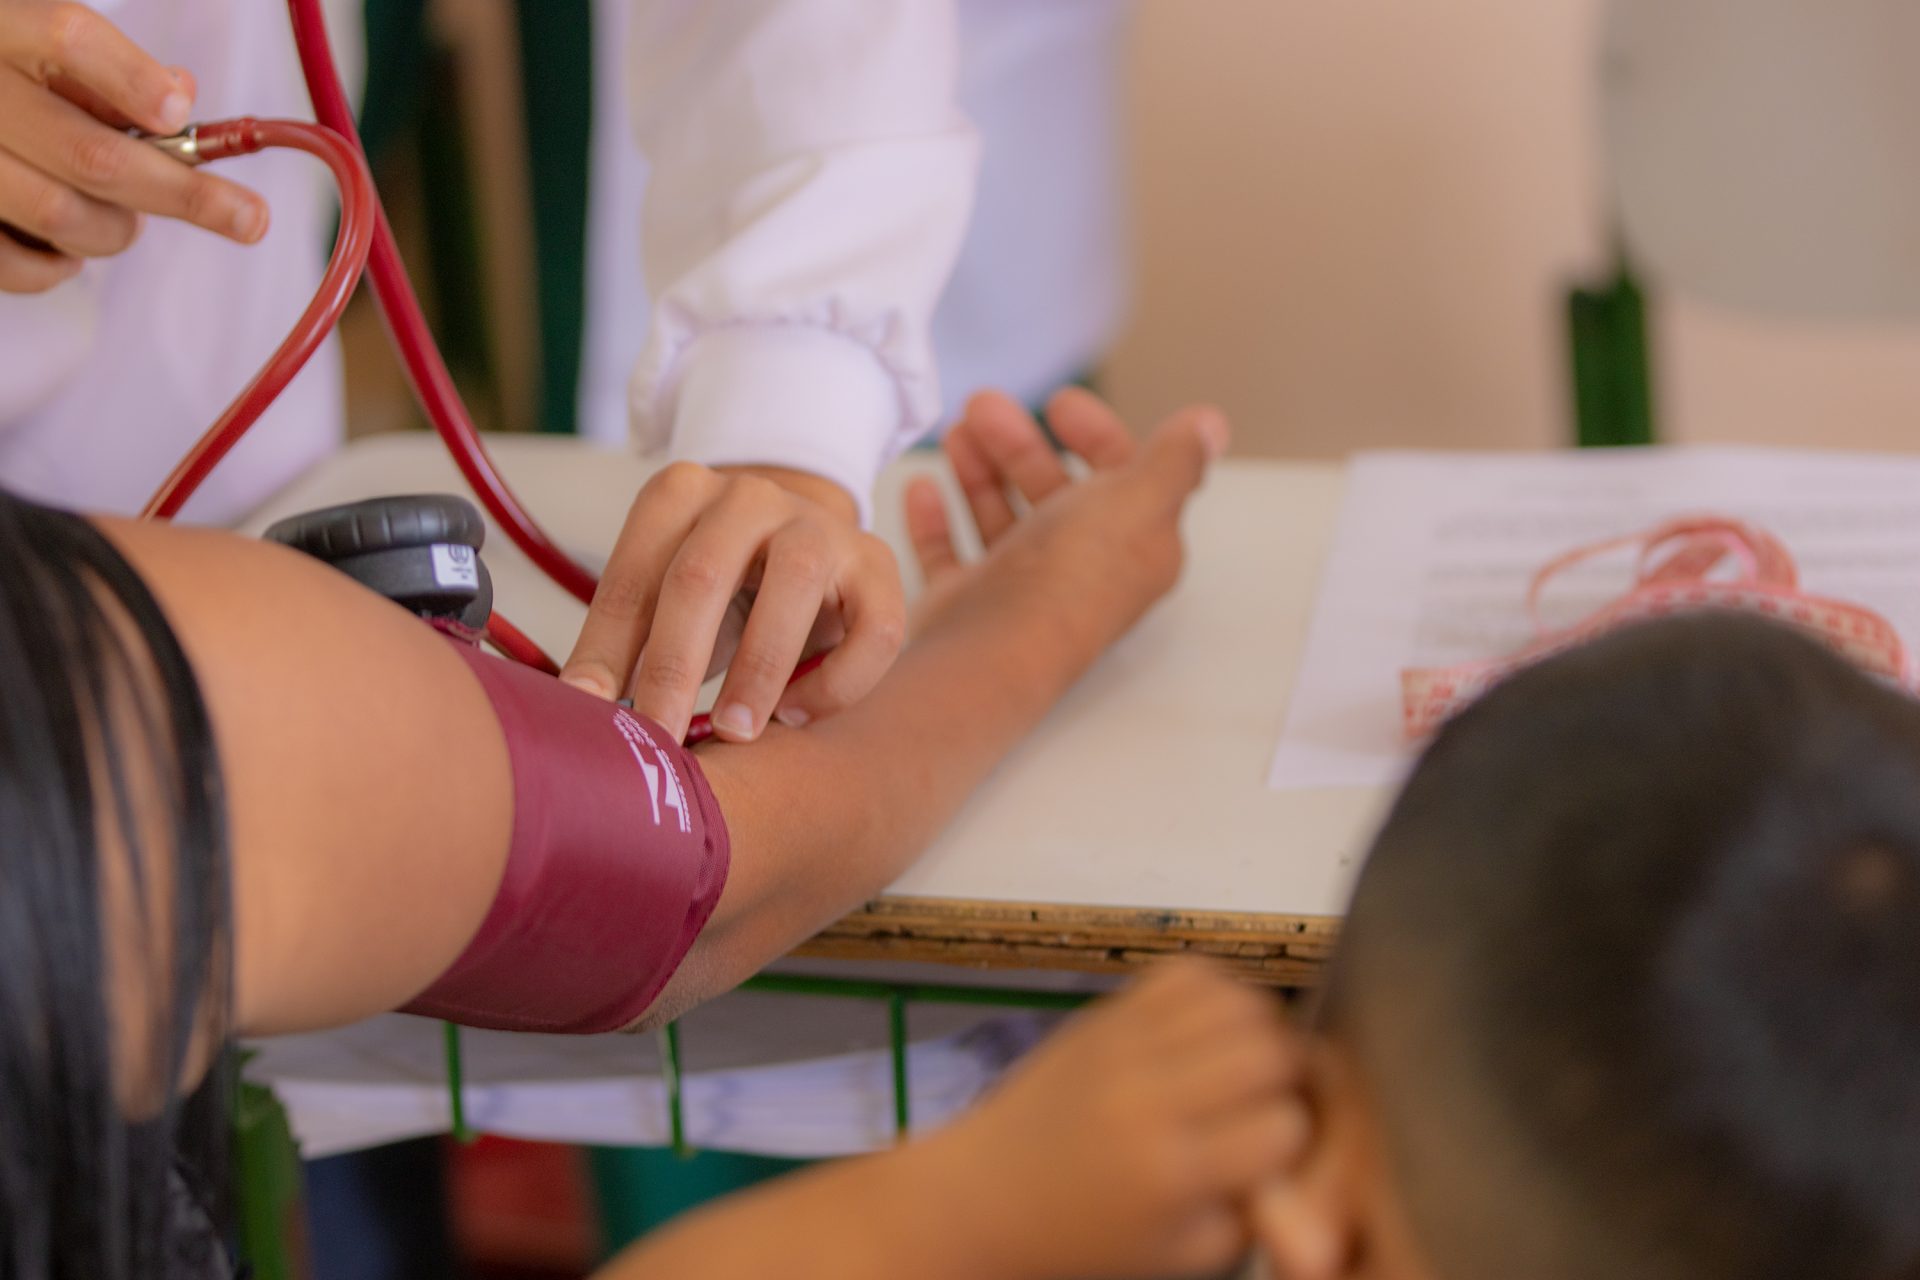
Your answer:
[245,434,1383,921]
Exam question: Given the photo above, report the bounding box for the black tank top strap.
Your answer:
[166,1159,238,1280]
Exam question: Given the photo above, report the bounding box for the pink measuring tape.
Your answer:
[1402,516,1914,738]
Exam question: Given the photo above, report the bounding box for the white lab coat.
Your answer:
[0,0,346,523]
[582,0,1131,452]
[0,1,977,525]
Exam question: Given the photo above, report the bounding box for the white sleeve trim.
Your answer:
[634,322,909,527]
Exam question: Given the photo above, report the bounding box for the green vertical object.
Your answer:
[442,1021,473,1143]
[1569,264,1658,448]
[659,1022,690,1159]
[516,0,594,434]
[233,1077,305,1280]
[889,991,911,1139]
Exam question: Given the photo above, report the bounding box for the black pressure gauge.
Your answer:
[263,493,493,630]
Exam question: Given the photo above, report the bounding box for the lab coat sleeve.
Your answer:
[624,0,978,523]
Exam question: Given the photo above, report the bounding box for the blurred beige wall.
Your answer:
[1104,0,1920,457]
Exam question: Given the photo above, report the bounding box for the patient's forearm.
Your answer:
[651,575,1090,1021]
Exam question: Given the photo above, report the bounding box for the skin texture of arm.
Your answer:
[94,392,1218,1040]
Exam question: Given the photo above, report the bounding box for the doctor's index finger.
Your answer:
[561,462,718,701]
[3,2,190,135]
[0,70,267,245]
[627,518,785,741]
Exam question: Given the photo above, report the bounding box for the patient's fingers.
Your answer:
[944,402,1018,544]
[904,476,960,584]
[968,389,1072,505]
[1046,386,1137,471]
[1130,404,1230,510]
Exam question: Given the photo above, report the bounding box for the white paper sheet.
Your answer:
[1270,447,1920,790]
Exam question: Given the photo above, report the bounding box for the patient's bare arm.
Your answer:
[101,394,1224,1038]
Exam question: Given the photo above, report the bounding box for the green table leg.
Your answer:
[443,1021,474,1143]
[660,1022,690,1159]
[889,990,910,1139]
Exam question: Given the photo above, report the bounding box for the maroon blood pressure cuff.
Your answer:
[402,639,730,1033]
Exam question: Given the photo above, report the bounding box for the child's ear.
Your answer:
[1250,1040,1370,1280]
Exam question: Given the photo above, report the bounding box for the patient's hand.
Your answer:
[905,388,1228,660]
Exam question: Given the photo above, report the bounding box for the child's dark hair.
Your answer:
[1328,613,1920,1280]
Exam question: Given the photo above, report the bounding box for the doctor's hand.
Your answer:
[562,463,906,745]
[0,1,268,293]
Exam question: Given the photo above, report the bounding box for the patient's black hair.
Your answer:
[0,490,231,1279]
[1329,613,1920,1280]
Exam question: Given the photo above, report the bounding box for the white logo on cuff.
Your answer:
[613,709,689,832]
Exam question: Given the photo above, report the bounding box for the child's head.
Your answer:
[1264,613,1920,1280]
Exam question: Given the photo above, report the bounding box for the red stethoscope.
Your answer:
[142,0,779,744]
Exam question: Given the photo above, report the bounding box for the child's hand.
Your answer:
[905,388,1228,660]
[927,960,1308,1280]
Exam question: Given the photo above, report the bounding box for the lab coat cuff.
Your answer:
[657,326,910,528]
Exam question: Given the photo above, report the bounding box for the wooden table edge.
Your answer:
[796,895,1341,988]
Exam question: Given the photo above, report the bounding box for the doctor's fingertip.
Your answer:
[231,199,269,244]
[774,705,811,730]
[711,703,756,742]
[560,671,615,700]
